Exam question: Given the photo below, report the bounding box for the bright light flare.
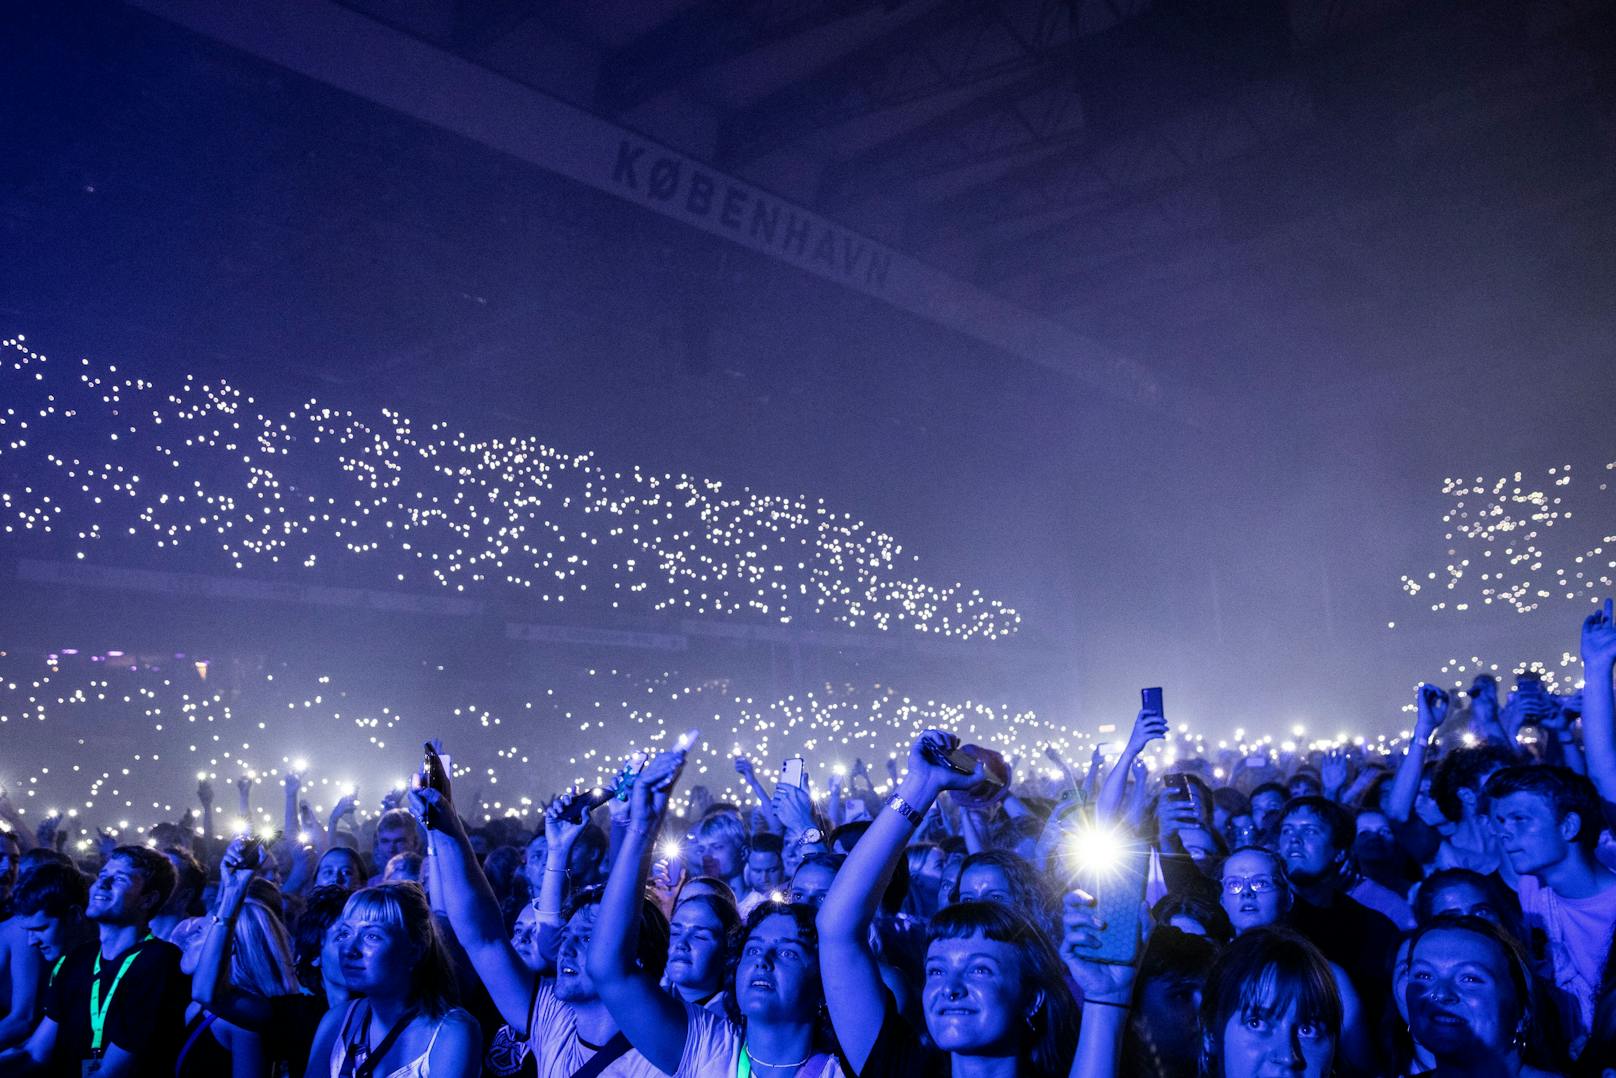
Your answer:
[1068,823,1129,879]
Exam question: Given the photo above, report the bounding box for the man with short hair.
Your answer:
[0,846,189,1076]
[1275,796,1401,1004]
[1486,764,1616,1051]
[368,806,423,885]
[737,833,786,916]
[10,864,93,970]
[689,813,747,901]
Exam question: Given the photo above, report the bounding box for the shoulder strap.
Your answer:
[568,1031,631,1078]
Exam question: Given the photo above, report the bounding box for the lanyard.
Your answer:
[736,1047,751,1078]
[89,934,153,1056]
[344,1003,420,1078]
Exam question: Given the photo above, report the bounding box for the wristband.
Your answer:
[1084,998,1130,1010]
[886,794,924,829]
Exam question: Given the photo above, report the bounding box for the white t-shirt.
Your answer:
[528,981,669,1078]
[674,1003,845,1078]
[1516,872,1616,1043]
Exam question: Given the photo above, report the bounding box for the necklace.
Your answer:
[744,1044,809,1070]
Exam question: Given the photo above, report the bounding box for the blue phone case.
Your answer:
[1081,847,1148,966]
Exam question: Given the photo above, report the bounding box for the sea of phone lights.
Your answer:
[0,331,1608,844]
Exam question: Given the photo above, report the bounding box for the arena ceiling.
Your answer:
[316,0,1616,397]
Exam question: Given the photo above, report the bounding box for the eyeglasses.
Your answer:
[1222,875,1280,896]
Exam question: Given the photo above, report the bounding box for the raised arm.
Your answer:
[1385,684,1446,823]
[193,838,274,1029]
[1580,599,1616,813]
[408,787,535,1030]
[817,730,981,1073]
[1061,890,1139,1078]
[1096,709,1166,826]
[585,750,693,1074]
[734,756,783,831]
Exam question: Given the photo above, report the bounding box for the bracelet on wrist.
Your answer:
[1083,998,1130,1010]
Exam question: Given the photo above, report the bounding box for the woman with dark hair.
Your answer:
[819,730,1077,1078]
[1151,890,1233,944]
[306,882,480,1078]
[588,748,847,1076]
[291,884,354,1004]
[1124,926,1220,1078]
[1197,928,1340,1078]
[664,891,740,1012]
[1414,868,1525,940]
[954,849,1057,931]
[1403,914,1564,1077]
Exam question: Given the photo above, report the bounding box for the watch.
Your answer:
[799,827,824,845]
[886,793,924,828]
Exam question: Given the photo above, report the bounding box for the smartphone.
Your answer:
[1076,843,1148,966]
[920,739,980,776]
[780,757,806,789]
[240,835,265,871]
[1141,687,1164,715]
[1421,684,1450,711]
[1516,672,1545,698]
[418,742,452,798]
[1163,772,1192,802]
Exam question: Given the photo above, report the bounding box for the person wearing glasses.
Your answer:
[1216,846,1373,1075]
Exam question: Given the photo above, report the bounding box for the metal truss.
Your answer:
[594,0,892,116]
[717,0,1079,167]
[941,75,1319,282]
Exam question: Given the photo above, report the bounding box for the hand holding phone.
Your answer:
[780,757,806,790]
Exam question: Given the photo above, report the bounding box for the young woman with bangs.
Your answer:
[587,748,848,1077]
[1065,921,1340,1078]
[818,729,1078,1078]
[305,883,480,1078]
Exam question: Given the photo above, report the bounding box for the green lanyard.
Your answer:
[735,1046,751,1078]
[89,935,152,1056]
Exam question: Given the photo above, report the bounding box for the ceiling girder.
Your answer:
[717,0,1076,168]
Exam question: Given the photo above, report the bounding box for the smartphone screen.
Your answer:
[780,757,806,789]
[1141,687,1164,715]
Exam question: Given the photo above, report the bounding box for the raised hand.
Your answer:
[904,729,986,797]
[1060,890,1140,1005]
[544,792,591,851]
[406,786,459,834]
[1124,708,1168,757]
[770,780,817,837]
[1416,683,1450,737]
[36,812,62,850]
[630,749,687,827]
[1582,598,1616,669]
[95,828,117,859]
[733,756,756,782]
[329,792,358,821]
[1320,748,1352,798]
[197,779,214,807]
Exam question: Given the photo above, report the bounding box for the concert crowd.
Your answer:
[2,601,1616,1078]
